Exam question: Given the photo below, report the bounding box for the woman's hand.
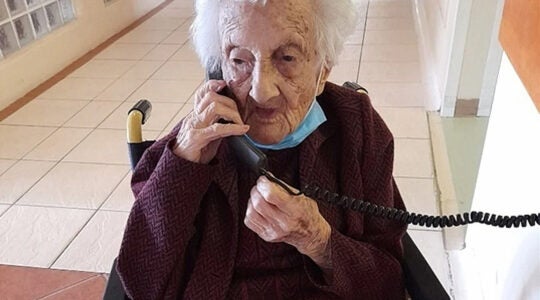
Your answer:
[173,80,249,163]
[244,176,332,269]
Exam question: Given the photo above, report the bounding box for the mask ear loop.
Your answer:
[314,61,326,99]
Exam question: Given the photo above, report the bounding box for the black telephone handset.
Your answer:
[221,123,269,175]
[209,70,269,175]
[207,69,540,229]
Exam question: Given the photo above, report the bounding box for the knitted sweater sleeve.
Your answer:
[116,128,216,300]
[305,91,407,299]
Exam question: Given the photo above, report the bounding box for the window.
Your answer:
[0,0,75,59]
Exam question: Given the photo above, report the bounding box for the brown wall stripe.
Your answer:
[0,0,174,122]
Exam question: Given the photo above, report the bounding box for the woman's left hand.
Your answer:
[244,176,332,269]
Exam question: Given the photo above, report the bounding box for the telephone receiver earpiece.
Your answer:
[206,66,269,174]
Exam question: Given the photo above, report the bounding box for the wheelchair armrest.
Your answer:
[103,259,128,300]
[127,100,152,143]
[402,233,451,300]
[127,99,155,170]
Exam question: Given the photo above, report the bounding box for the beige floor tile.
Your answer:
[0,160,55,204]
[161,29,190,44]
[362,82,427,107]
[143,44,181,61]
[0,159,16,175]
[0,125,56,159]
[338,45,363,62]
[95,79,145,101]
[53,211,129,273]
[358,62,422,83]
[163,102,193,133]
[0,204,8,215]
[343,16,366,42]
[157,131,170,140]
[136,130,162,143]
[128,79,202,103]
[0,205,93,267]
[327,60,359,86]
[355,5,368,18]
[120,60,164,80]
[368,4,413,18]
[394,138,434,178]
[69,60,137,79]
[1,100,88,126]
[96,102,137,130]
[138,17,185,31]
[361,44,419,62]
[151,61,205,81]
[377,107,429,138]
[407,230,452,293]
[95,43,155,60]
[99,102,183,131]
[396,177,441,231]
[155,8,193,19]
[62,129,131,165]
[177,17,194,30]
[116,29,172,44]
[345,29,365,45]
[366,18,415,31]
[63,101,122,128]
[172,9,194,18]
[162,0,194,10]
[24,128,92,161]
[39,78,115,100]
[370,0,411,3]
[364,30,417,45]
[170,43,199,61]
[101,173,134,212]
[18,162,128,209]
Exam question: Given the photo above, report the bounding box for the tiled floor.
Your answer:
[0,0,454,298]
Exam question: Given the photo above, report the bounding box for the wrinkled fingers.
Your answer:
[194,98,244,127]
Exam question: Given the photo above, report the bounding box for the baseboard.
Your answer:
[427,112,466,250]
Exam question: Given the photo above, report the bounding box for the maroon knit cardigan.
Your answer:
[117,82,407,299]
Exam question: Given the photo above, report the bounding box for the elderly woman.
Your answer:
[117,0,407,299]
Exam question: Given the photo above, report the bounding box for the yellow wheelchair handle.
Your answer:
[127,100,152,143]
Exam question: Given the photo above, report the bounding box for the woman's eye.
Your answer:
[282,55,295,62]
[232,58,245,65]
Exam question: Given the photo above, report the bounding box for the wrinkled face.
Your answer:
[219,0,328,144]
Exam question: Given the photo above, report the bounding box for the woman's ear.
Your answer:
[316,65,331,96]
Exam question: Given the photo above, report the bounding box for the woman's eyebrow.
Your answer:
[224,43,239,55]
[279,41,306,55]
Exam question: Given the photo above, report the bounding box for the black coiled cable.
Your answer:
[300,183,540,229]
[261,169,540,228]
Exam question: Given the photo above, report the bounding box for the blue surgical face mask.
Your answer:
[245,64,327,150]
[245,99,327,150]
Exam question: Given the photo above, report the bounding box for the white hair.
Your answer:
[191,0,359,73]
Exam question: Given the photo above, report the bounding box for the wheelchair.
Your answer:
[103,82,451,300]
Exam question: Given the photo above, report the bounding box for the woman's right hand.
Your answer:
[172,80,249,164]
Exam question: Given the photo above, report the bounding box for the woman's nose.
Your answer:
[249,62,280,103]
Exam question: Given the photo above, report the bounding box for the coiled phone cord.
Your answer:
[260,169,540,229]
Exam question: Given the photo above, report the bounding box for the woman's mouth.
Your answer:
[254,107,278,121]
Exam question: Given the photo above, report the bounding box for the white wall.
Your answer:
[457,0,498,100]
[465,53,540,300]
[414,0,503,116]
[0,0,164,111]
[413,0,460,111]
